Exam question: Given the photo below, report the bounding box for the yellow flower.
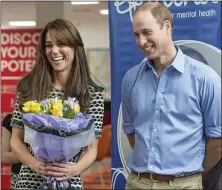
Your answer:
[31,103,41,113]
[51,108,63,117]
[22,106,30,112]
[74,103,80,114]
[51,99,63,110]
[22,101,41,113]
[22,101,35,113]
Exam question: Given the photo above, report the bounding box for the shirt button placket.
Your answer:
[148,74,166,171]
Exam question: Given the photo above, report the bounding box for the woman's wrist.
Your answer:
[74,148,97,174]
[71,162,83,175]
[28,158,40,171]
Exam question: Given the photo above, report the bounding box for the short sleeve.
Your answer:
[11,92,25,129]
[87,87,104,138]
[2,114,13,132]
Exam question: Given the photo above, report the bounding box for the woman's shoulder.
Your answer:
[88,85,104,93]
[17,74,31,93]
[88,86,104,105]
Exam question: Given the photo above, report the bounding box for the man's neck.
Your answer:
[152,45,177,76]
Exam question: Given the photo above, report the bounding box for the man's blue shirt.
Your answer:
[121,47,221,175]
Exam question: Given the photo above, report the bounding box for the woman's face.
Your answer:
[45,30,74,74]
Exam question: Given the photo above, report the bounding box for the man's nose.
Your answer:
[137,36,147,47]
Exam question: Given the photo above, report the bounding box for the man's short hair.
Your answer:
[134,2,173,33]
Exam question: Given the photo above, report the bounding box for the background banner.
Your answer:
[1,28,42,190]
[109,1,221,189]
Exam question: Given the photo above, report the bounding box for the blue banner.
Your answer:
[109,1,221,189]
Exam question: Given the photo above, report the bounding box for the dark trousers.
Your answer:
[203,158,222,190]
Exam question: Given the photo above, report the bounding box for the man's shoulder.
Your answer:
[185,55,220,83]
[123,58,147,82]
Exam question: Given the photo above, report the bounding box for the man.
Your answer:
[121,2,221,189]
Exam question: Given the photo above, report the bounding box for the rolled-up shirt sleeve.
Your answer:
[201,72,221,138]
[121,73,134,134]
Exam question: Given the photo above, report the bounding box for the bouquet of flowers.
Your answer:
[22,97,95,189]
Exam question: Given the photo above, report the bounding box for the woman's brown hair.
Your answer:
[17,18,103,112]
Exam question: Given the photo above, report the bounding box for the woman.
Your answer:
[2,114,22,189]
[11,18,104,189]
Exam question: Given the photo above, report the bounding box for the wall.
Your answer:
[1,2,110,49]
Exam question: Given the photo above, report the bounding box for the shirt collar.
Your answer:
[144,46,185,73]
[171,46,185,73]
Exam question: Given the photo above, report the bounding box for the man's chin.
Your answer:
[145,53,156,60]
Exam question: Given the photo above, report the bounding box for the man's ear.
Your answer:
[164,20,171,34]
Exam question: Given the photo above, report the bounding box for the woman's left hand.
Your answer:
[46,162,80,181]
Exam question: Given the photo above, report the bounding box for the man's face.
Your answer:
[133,10,170,60]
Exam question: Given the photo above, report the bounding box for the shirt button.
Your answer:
[149,165,153,169]
[155,111,159,114]
[158,92,162,96]
[151,147,155,151]
[153,129,157,132]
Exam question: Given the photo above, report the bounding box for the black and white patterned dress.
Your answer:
[11,86,104,189]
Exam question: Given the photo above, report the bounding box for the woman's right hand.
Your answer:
[11,128,48,180]
[31,160,48,179]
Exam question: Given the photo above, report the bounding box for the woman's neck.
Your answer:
[52,70,70,90]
